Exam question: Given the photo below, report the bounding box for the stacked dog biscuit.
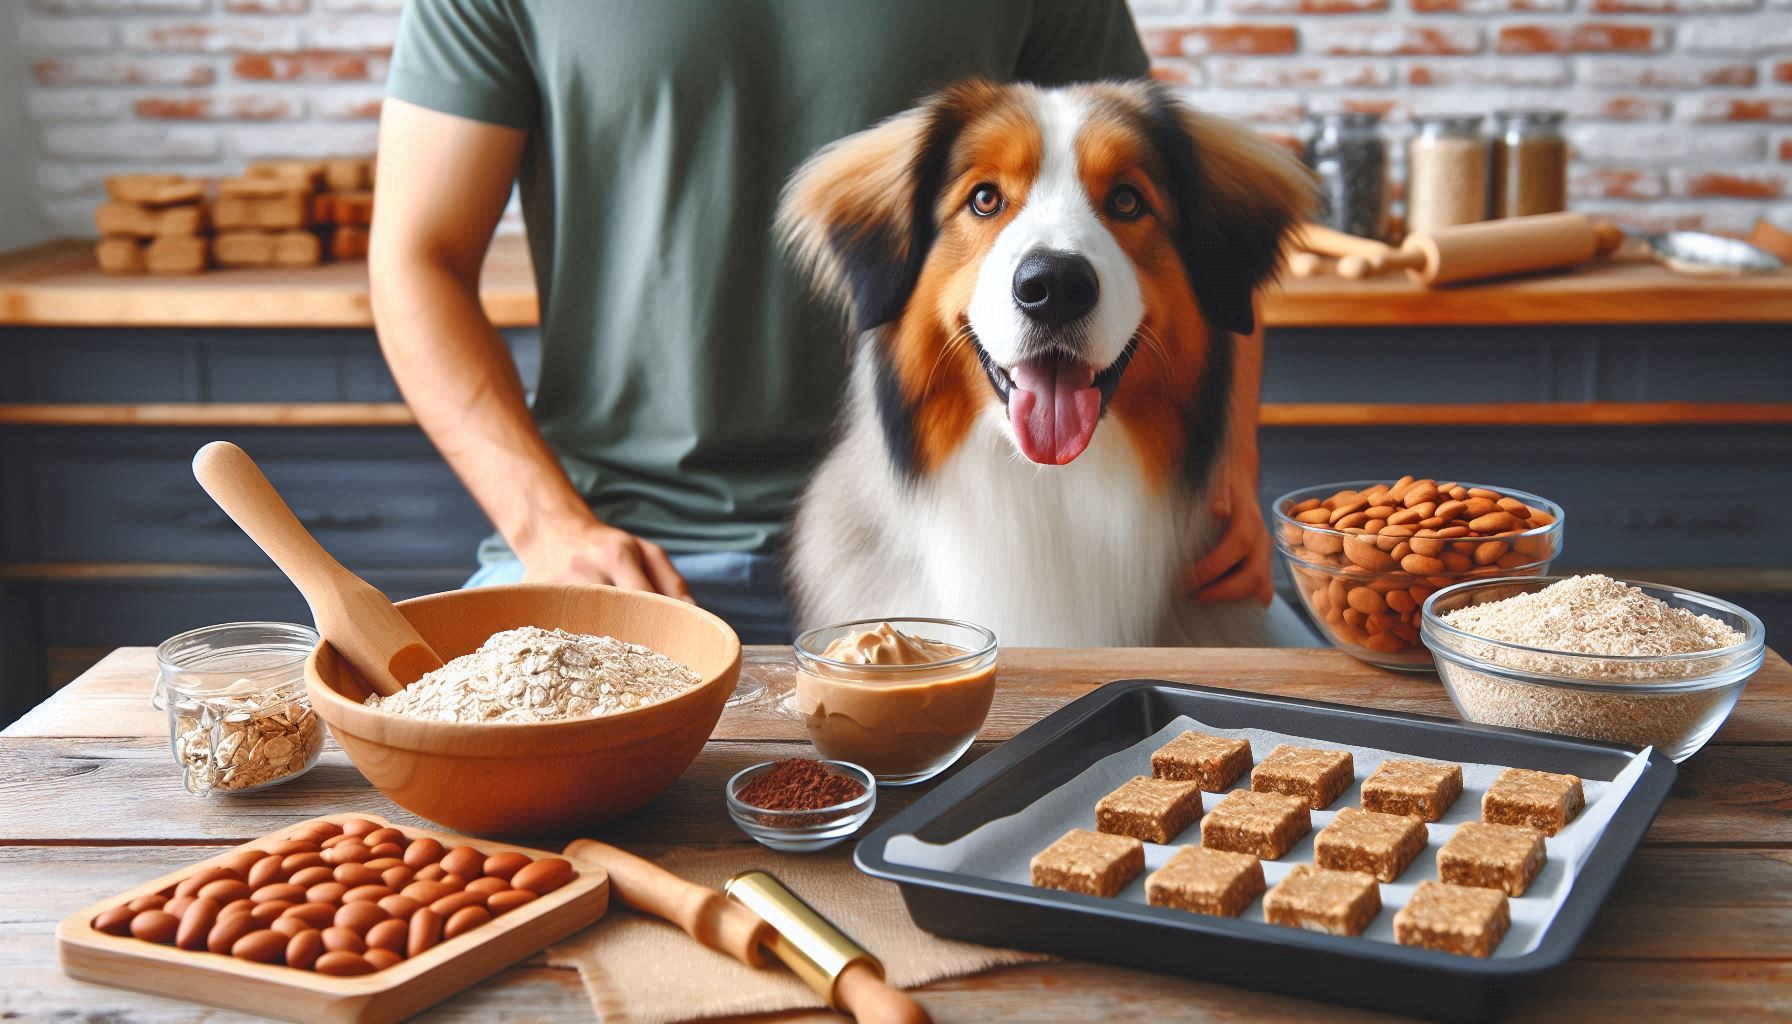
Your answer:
[94,174,211,275]
[316,157,376,262]
[214,161,327,269]
[92,158,375,275]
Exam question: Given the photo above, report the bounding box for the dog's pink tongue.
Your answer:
[1008,358,1101,465]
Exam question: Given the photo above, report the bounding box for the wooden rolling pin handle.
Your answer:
[835,961,932,1024]
[1295,222,1394,260]
[563,840,773,968]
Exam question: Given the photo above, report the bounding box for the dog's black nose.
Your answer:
[1012,250,1099,326]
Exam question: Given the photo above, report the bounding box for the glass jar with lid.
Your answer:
[159,621,325,795]
[1305,111,1388,241]
[1406,114,1489,236]
[1491,109,1568,218]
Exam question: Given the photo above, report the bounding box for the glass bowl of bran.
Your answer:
[1421,575,1765,762]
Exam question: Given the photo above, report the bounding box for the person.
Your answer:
[370,0,1279,645]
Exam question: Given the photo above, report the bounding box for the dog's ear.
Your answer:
[779,80,994,332]
[1145,87,1316,337]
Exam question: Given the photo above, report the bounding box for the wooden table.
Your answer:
[6,646,1789,1022]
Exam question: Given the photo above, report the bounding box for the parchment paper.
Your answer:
[885,714,1650,957]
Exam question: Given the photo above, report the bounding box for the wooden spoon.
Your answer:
[191,441,441,697]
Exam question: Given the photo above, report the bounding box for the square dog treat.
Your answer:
[1438,821,1546,897]
[1201,790,1310,860]
[1096,776,1203,845]
[106,173,204,207]
[1361,759,1463,822]
[1030,828,1144,898]
[1152,731,1252,792]
[95,237,145,274]
[1315,806,1429,883]
[1146,846,1265,917]
[1483,768,1584,836]
[1395,881,1511,958]
[1264,864,1381,937]
[1252,744,1354,810]
[145,235,208,275]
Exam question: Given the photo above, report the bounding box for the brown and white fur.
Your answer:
[779,79,1312,647]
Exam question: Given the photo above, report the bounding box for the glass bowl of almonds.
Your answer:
[159,621,326,795]
[1272,477,1563,671]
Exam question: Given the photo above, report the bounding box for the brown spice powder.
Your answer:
[738,758,866,814]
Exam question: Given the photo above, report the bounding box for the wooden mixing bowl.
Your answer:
[305,583,740,836]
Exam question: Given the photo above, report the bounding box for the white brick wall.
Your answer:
[6,0,1790,239]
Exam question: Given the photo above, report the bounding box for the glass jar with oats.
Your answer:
[1406,114,1489,236]
[159,622,325,795]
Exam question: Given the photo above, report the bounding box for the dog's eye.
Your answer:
[1107,185,1144,220]
[969,183,1003,217]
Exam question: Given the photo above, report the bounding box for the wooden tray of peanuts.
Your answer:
[57,812,609,1024]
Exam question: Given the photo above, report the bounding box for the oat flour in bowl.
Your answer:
[1434,575,1753,755]
[364,626,700,723]
[1440,574,1744,677]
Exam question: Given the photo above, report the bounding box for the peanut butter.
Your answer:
[794,621,997,784]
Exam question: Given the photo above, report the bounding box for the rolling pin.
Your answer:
[1285,251,1336,278]
[1293,222,1396,263]
[563,842,931,1024]
[1338,213,1627,285]
[564,839,772,966]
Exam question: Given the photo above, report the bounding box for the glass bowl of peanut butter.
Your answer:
[790,618,998,786]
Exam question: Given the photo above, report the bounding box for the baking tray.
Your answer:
[855,680,1676,1022]
[58,813,610,1024]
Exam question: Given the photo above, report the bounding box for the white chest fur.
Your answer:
[904,410,1188,648]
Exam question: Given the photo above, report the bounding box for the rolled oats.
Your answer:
[365,626,701,723]
[172,681,324,794]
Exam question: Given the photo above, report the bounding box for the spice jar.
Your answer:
[1490,109,1568,219]
[1406,114,1489,236]
[159,621,325,795]
[1306,111,1388,241]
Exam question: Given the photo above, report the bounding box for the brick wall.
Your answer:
[8,0,1791,240]
[1139,0,1792,232]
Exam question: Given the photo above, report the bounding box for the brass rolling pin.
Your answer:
[1338,213,1627,285]
[727,870,931,1024]
[563,842,931,1024]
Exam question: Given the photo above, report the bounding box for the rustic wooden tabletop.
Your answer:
[4,645,1788,1022]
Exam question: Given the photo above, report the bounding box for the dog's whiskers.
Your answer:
[921,323,976,399]
[1135,324,1174,377]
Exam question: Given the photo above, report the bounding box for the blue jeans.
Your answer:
[465,546,795,645]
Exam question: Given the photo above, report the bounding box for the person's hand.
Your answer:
[520,518,693,602]
[1183,467,1274,607]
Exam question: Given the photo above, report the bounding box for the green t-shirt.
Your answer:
[389,0,1149,553]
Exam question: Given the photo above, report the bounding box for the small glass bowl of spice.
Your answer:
[159,621,326,795]
[726,757,876,851]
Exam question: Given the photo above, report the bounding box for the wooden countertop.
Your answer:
[6,645,1790,1022]
[2,235,1788,329]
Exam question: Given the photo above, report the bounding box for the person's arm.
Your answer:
[1183,310,1273,607]
[369,99,689,598]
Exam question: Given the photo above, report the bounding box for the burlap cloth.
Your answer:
[546,844,1051,1023]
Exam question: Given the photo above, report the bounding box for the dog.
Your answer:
[779,78,1313,647]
